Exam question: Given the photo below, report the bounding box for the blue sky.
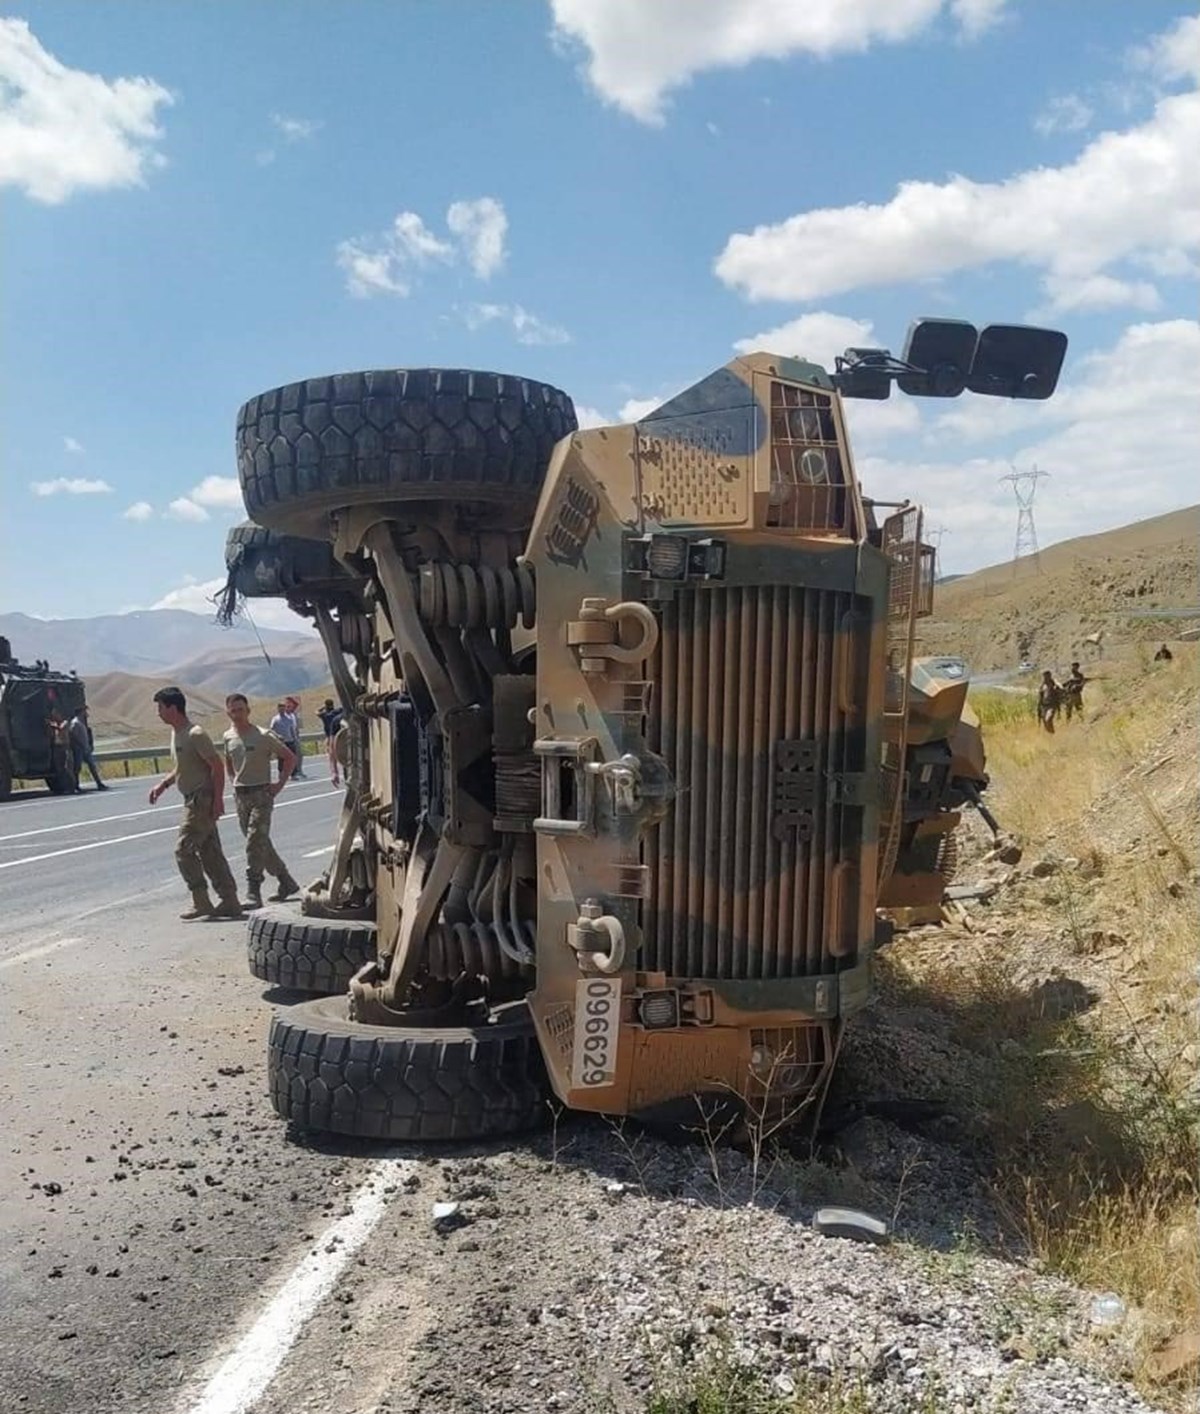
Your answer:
[3,1,1197,627]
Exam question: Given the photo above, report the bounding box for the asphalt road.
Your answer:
[0,761,388,1414]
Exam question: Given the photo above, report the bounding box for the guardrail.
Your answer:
[93,731,325,778]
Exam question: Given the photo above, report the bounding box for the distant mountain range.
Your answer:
[0,608,330,699]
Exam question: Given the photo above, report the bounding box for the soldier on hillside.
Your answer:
[1037,670,1062,733]
[222,692,300,910]
[148,686,243,920]
[1062,661,1088,722]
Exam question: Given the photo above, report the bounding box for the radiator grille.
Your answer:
[643,585,861,980]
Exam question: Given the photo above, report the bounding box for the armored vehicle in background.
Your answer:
[0,636,86,799]
[230,319,1066,1138]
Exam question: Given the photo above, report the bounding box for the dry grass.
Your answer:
[899,653,1200,1404]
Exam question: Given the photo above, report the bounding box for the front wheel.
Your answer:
[268,996,551,1141]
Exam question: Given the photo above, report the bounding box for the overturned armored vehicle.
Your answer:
[232,320,1066,1138]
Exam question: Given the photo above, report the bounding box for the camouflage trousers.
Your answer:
[234,784,288,883]
[176,789,238,901]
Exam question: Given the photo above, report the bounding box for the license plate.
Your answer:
[571,976,622,1088]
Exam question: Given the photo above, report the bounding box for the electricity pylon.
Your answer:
[999,465,1049,575]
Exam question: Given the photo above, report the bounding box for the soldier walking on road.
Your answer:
[148,686,243,921]
[222,693,300,910]
[1037,670,1062,733]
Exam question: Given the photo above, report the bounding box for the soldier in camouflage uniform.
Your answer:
[222,693,300,910]
[148,686,243,920]
[1061,661,1087,721]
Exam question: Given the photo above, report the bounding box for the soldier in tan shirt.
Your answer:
[148,686,242,920]
[222,694,300,910]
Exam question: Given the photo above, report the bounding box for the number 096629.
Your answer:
[571,976,622,1088]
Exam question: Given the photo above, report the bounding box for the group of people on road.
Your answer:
[46,705,110,792]
[148,686,342,921]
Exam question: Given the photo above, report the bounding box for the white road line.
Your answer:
[0,881,181,968]
[0,791,340,872]
[0,783,334,843]
[301,844,335,858]
[182,1159,411,1414]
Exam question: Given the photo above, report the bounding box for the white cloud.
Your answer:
[843,396,923,449]
[619,395,671,423]
[948,0,1007,39]
[256,112,322,166]
[574,404,612,429]
[1033,93,1093,137]
[338,203,506,298]
[150,577,316,634]
[165,496,208,523]
[188,475,243,509]
[122,500,154,522]
[857,319,1200,575]
[337,242,411,298]
[1038,272,1161,314]
[391,211,455,264]
[0,17,172,203]
[63,435,84,454]
[734,311,877,369]
[463,302,570,346]
[30,476,112,496]
[270,112,321,142]
[715,49,1200,314]
[549,0,1005,125]
[1132,13,1200,86]
[447,197,508,278]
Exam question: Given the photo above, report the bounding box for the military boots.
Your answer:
[241,876,264,910]
[270,873,300,902]
[180,888,214,921]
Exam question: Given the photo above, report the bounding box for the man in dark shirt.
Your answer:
[317,697,345,787]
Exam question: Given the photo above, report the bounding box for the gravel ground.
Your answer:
[253,1114,1166,1414]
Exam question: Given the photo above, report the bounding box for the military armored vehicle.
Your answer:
[0,636,86,800]
[232,319,1066,1138]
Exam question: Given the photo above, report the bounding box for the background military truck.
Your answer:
[229,320,1066,1139]
[0,635,86,800]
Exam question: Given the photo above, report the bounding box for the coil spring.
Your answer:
[416,560,535,631]
[425,920,535,981]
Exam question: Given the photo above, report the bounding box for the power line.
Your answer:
[999,464,1049,575]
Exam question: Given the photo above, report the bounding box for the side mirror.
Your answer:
[968,325,1068,399]
[897,319,978,398]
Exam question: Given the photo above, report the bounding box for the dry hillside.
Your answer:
[86,671,335,747]
[921,505,1199,675]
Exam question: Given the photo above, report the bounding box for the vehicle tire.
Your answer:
[268,995,551,1141]
[236,369,577,539]
[224,522,352,599]
[248,904,377,994]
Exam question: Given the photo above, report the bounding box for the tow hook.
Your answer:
[567,899,627,974]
